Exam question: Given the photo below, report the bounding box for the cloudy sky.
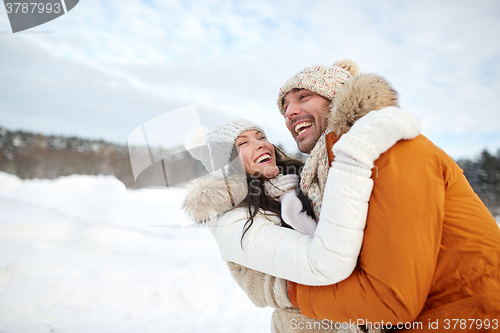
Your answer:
[1,0,499,159]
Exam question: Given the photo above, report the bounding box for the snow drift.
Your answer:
[0,172,273,333]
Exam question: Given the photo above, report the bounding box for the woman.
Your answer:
[183,108,420,332]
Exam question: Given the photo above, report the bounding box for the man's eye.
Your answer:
[300,94,310,100]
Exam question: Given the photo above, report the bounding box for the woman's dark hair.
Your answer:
[237,144,316,245]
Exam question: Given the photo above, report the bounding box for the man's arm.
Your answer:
[290,137,445,323]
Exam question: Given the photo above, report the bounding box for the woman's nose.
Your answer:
[254,139,265,150]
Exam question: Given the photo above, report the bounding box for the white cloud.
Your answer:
[1,0,499,158]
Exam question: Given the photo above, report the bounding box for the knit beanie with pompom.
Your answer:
[276,59,360,116]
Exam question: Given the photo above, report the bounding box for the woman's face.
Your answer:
[234,130,279,179]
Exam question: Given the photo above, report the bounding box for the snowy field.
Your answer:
[0,172,273,333]
[1,172,499,333]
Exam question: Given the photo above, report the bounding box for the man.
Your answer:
[277,61,500,330]
[225,60,390,333]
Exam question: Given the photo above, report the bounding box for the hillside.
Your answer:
[1,126,499,214]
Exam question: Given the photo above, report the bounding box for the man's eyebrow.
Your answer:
[283,89,306,105]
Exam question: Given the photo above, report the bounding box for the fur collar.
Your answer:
[182,174,248,223]
[328,73,398,136]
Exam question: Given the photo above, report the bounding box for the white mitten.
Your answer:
[280,192,317,236]
[333,151,370,169]
[265,174,299,201]
[332,106,421,168]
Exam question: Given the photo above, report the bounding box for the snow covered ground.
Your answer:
[1,172,499,333]
[0,172,273,333]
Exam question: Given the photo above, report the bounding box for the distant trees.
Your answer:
[0,127,499,215]
[457,149,500,215]
[0,127,206,189]
[0,127,135,188]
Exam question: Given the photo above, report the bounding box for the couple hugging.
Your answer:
[183,60,500,333]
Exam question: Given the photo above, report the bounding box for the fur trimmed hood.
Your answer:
[328,73,399,136]
[182,174,248,223]
[182,73,398,224]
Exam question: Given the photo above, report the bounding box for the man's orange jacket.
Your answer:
[288,134,500,329]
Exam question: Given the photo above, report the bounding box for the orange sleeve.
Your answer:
[287,280,300,309]
[294,137,445,323]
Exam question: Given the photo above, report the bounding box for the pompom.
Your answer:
[333,59,360,76]
[185,126,208,160]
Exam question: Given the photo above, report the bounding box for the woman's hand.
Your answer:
[332,107,421,168]
[280,192,317,236]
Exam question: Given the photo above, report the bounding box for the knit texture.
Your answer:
[189,119,265,176]
[277,59,360,115]
[265,174,319,236]
[299,132,331,219]
[332,107,421,169]
[334,152,370,169]
[264,174,299,200]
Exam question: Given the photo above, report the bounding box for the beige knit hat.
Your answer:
[276,59,360,115]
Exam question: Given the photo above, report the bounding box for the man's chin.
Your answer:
[296,127,324,154]
[297,137,316,154]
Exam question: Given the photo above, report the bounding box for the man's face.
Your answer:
[283,89,330,154]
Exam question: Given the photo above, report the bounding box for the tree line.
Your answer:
[457,150,500,215]
[1,127,498,215]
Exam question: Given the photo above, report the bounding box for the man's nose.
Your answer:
[285,102,300,119]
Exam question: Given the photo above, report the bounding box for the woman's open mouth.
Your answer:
[254,153,272,164]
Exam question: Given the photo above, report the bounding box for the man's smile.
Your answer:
[294,121,314,139]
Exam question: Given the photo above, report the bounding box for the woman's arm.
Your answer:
[208,162,373,286]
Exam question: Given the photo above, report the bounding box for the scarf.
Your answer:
[299,132,331,220]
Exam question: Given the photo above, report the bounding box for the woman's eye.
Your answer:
[238,141,247,146]
[259,136,266,140]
